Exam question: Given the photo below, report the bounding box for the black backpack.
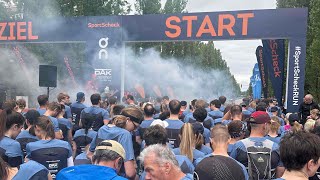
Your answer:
[242,138,274,180]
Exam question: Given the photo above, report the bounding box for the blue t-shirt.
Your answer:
[16,130,38,141]
[58,118,72,130]
[184,113,213,124]
[247,107,255,113]
[37,107,46,116]
[198,145,212,155]
[230,137,282,169]
[265,135,282,144]
[81,106,110,120]
[222,119,232,126]
[12,160,49,180]
[65,105,72,119]
[89,125,134,162]
[203,126,211,144]
[26,139,73,159]
[165,119,184,129]
[208,110,223,119]
[172,148,205,163]
[47,115,60,132]
[194,154,249,180]
[74,152,91,165]
[228,144,235,155]
[74,129,97,140]
[57,165,127,180]
[220,105,225,112]
[71,102,87,109]
[137,119,154,137]
[0,136,23,167]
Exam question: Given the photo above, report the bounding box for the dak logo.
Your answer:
[49,163,58,169]
[95,69,112,76]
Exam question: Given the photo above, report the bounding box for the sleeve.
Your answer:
[135,128,141,137]
[204,130,211,144]
[89,134,98,152]
[67,143,73,158]
[6,142,23,167]
[80,109,85,120]
[103,110,110,120]
[52,118,60,132]
[230,142,239,159]
[119,133,134,162]
[67,120,72,130]
[66,106,72,119]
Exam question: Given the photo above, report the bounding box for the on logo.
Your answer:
[99,37,109,60]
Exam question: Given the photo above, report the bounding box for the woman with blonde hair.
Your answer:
[304,119,316,133]
[172,123,205,163]
[266,116,282,144]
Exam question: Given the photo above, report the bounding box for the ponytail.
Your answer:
[195,133,204,150]
[0,157,8,180]
[35,116,55,139]
[179,123,194,161]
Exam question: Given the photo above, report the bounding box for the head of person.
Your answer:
[304,119,316,133]
[58,104,66,117]
[139,144,181,180]
[37,94,49,107]
[15,99,26,110]
[179,123,195,161]
[270,116,281,133]
[270,107,278,115]
[256,102,267,112]
[144,103,155,118]
[310,109,320,120]
[91,93,101,106]
[192,122,205,150]
[108,96,117,106]
[25,110,40,135]
[223,105,232,115]
[288,113,302,133]
[2,100,16,111]
[46,102,62,117]
[116,107,144,132]
[194,99,207,109]
[0,109,25,139]
[76,92,85,103]
[228,121,246,140]
[195,155,246,180]
[162,96,170,104]
[230,105,242,120]
[143,125,168,146]
[248,111,271,136]
[210,125,230,149]
[210,99,221,110]
[190,99,197,111]
[193,107,207,123]
[219,96,227,105]
[280,131,320,177]
[304,94,314,105]
[57,93,70,104]
[126,95,134,104]
[160,103,169,113]
[249,101,257,109]
[180,101,187,111]
[168,99,181,115]
[92,140,125,173]
[111,104,125,117]
[34,116,55,140]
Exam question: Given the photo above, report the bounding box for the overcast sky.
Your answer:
[127,0,277,91]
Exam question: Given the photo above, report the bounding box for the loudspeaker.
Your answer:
[39,65,57,87]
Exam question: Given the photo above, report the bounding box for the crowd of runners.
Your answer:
[1,92,320,180]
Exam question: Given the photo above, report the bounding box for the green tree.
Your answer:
[135,0,161,15]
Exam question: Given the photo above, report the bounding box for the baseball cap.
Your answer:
[249,111,271,124]
[270,106,278,112]
[180,101,187,106]
[288,113,299,122]
[95,140,126,160]
[192,122,204,135]
[76,92,85,102]
[195,155,246,180]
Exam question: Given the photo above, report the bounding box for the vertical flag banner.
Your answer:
[256,46,268,98]
[262,39,285,106]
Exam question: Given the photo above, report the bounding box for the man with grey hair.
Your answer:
[57,140,127,180]
[299,94,319,125]
[139,144,193,180]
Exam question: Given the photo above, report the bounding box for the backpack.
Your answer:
[242,138,274,180]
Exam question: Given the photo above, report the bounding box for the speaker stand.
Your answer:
[47,87,50,98]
